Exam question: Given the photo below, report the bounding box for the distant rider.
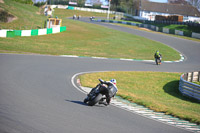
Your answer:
[73,14,76,19]
[90,16,95,21]
[154,50,162,64]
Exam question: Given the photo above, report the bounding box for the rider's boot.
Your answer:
[99,99,108,106]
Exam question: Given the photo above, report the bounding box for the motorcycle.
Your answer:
[83,79,107,106]
[155,57,162,65]
[90,16,95,21]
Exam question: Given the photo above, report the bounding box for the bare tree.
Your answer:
[187,0,200,10]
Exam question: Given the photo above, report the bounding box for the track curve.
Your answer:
[0,18,200,133]
[79,17,200,70]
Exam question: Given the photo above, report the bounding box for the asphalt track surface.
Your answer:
[0,18,200,133]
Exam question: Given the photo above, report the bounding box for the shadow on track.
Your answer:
[65,99,106,107]
[65,99,86,106]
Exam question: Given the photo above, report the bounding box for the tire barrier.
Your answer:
[0,26,66,38]
[92,19,200,39]
[179,72,200,101]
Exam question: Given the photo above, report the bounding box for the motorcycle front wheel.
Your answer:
[83,97,88,103]
[156,58,160,65]
[88,94,103,106]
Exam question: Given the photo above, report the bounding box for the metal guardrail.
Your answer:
[179,72,200,101]
[92,19,200,39]
[145,20,200,27]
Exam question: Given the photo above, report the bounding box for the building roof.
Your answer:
[140,1,200,17]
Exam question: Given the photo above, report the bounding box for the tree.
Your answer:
[111,0,139,15]
[187,0,200,10]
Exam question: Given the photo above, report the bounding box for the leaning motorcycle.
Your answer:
[83,79,106,106]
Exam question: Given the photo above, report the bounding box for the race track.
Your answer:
[0,18,200,133]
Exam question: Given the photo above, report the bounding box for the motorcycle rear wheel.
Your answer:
[88,94,103,106]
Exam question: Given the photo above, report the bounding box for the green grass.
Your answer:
[1,0,199,124]
[0,2,180,61]
[105,19,142,24]
[153,24,200,34]
[54,8,115,18]
[193,82,200,85]
[0,19,180,60]
[0,0,48,30]
[113,23,200,42]
[102,18,200,34]
[79,71,200,124]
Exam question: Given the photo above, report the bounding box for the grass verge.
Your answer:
[152,24,200,34]
[0,3,181,61]
[112,23,200,42]
[0,19,180,61]
[0,0,48,30]
[193,82,200,85]
[79,71,200,124]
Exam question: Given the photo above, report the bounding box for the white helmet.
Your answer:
[110,79,117,85]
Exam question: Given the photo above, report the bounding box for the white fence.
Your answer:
[179,72,200,101]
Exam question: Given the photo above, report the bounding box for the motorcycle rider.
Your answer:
[98,79,118,106]
[84,79,118,106]
[154,50,162,64]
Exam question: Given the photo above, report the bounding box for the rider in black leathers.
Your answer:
[154,50,162,64]
[89,79,118,106]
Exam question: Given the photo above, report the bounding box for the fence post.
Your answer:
[198,71,200,82]
[191,72,194,82]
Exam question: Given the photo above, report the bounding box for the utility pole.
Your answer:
[107,0,111,19]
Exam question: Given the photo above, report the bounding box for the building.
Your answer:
[168,0,188,5]
[138,0,200,22]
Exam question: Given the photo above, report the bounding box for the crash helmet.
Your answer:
[110,79,117,85]
[156,50,160,55]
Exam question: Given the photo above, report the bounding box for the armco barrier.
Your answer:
[192,32,200,39]
[175,30,184,36]
[0,26,66,38]
[93,19,200,39]
[163,28,169,34]
[179,72,200,101]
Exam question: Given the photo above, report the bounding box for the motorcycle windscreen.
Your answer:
[109,86,118,97]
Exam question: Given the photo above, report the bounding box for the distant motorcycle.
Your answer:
[90,16,95,21]
[155,57,162,65]
[154,51,162,65]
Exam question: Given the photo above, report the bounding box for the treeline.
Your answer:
[47,0,84,6]
[34,2,46,7]
[111,0,139,15]
[47,0,102,9]
[47,0,140,15]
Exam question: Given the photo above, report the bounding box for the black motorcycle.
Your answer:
[83,79,108,106]
[155,57,161,65]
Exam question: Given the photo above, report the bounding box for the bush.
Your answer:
[0,10,14,22]
[34,2,46,7]
[116,6,126,13]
